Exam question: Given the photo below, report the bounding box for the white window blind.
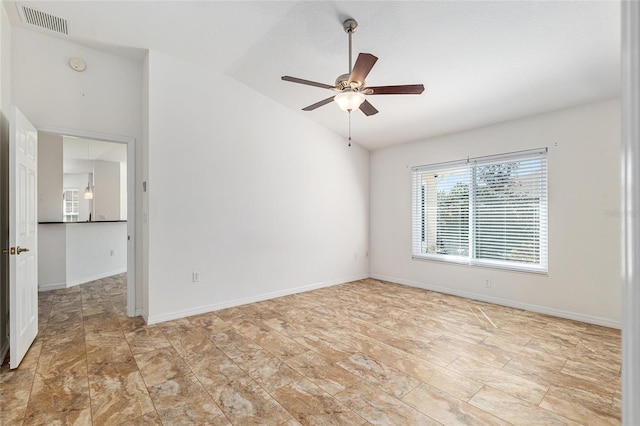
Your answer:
[412,149,548,273]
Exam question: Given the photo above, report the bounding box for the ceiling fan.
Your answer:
[281,18,425,117]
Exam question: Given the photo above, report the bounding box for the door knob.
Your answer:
[3,247,16,255]
[16,246,29,255]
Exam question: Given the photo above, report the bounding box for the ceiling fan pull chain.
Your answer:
[348,111,352,147]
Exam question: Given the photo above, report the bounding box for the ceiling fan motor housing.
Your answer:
[335,73,363,91]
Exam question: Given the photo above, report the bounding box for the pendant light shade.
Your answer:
[83,184,93,199]
[83,140,93,199]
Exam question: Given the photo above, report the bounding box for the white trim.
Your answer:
[622,1,640,423]
[35,125,136,317]
[370,274,621,329]
[412,254,548,275]
[146,274,368,325]
[38,269,127,291]
[38,281,67,292]
[36,125,132,144]
[136,308,148,323]
[125,139,135,318]
[66,268,127,287]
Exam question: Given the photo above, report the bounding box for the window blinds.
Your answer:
[412,148,548,273]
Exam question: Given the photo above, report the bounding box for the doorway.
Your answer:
[37,126,136,316]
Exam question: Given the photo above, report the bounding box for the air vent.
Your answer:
[17,4,68,35]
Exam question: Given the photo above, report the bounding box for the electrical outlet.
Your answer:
[192,272,200,283]
[484,278,491,288]
[110,249,114,256]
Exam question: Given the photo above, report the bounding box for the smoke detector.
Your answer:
[69,58,86,72]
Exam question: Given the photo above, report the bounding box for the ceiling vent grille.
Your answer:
[17,4,69,35]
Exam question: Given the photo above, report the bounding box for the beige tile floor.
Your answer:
[1,274,621,425]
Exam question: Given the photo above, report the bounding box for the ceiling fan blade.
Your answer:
[348,53,378,85]
[302,97,335,111]
[282,76,335,90]
[366,84,425,95]
[359,99,378,116]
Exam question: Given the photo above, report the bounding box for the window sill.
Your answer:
[412,254,548,275]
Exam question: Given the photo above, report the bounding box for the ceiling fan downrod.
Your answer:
[345,18,357,147]
[343,19,358,75]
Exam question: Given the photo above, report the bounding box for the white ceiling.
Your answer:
[6,1,621,150]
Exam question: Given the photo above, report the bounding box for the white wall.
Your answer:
[142,53,149,317]
[38,222,127,290]
[11,27,143,309]
[370,99,621,327]
[38,133,63,221]
[11,27,142,139]
[145,50,369,323]
[37,224,66,288]
[65,222,127,286]
[93,159,120,220]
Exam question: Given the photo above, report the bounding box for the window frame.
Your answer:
[412,148,548,274]
[63,187,80,222]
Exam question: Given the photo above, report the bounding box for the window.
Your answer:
[63,188,79,222]
[412,148,548,273]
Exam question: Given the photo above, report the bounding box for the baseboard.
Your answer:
[369,274,621,329]
[39,269,128,292]
[0,339,8,366]
[38,281,67,292]
[136,308,148,323]
[66,268,127,288]
[146,274,368,325]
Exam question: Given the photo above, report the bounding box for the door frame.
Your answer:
[37,125,136,317]
[622,1,640,423]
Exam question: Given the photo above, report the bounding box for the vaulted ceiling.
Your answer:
[5,1,621,150]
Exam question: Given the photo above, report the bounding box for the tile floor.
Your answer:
[1,275,621,425]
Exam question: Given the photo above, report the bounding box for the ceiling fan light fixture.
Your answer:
[334,90,365,112]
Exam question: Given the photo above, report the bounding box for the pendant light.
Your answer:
[83,182,93,199]
[83,140,93,200]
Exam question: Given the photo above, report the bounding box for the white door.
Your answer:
[8,106,38,369]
